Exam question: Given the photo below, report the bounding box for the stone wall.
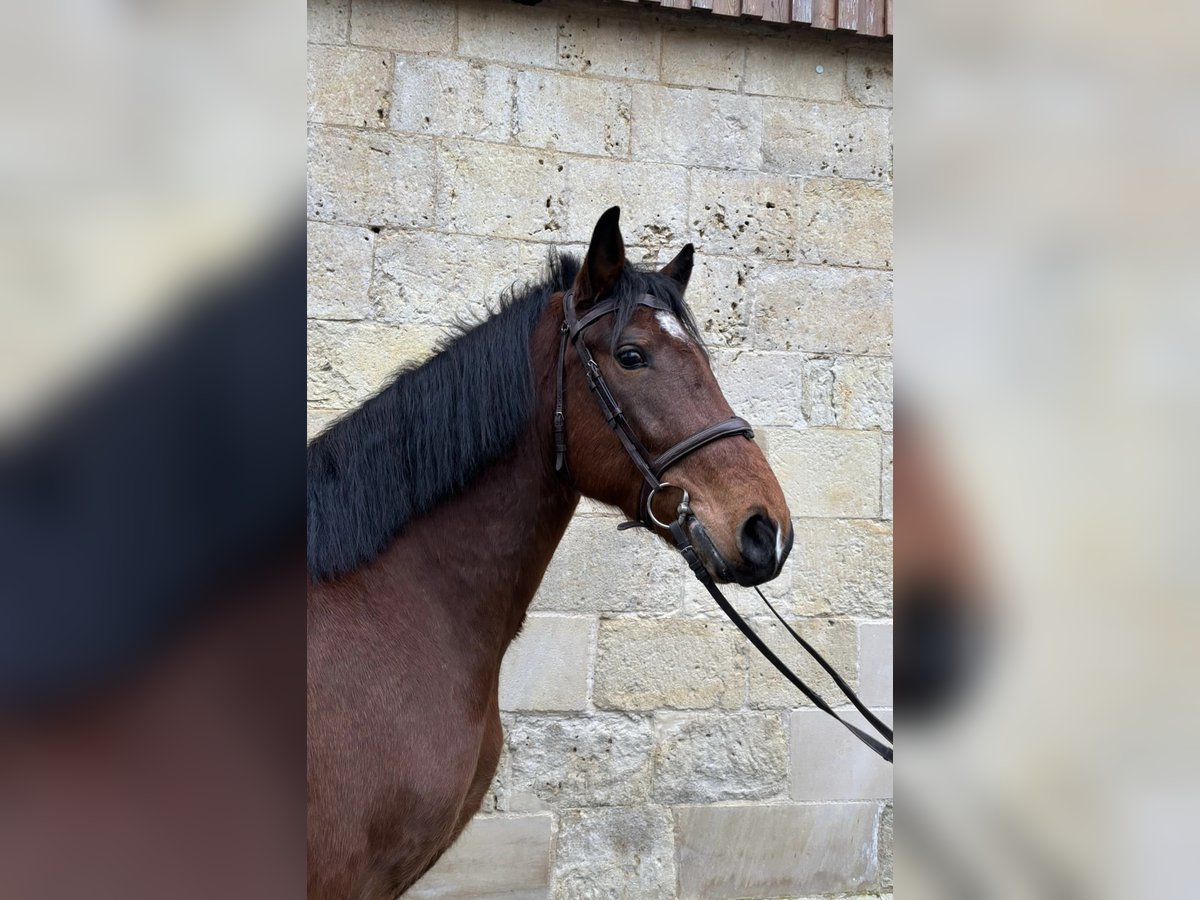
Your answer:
[308,0,892,896]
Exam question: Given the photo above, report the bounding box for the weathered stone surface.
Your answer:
[563,158,688,250]
[506,714,654,809]
[307,407,346,440]
[791,708,893,800]
[744,36,846,102]
[438,142,569,241]
[307,221,374,320]
[689,169,800,261]
[879,801,893,889]
[307,319,444,407]
[481,737,511,813]
[307,45,390,129]
[457,1,559,67]
[558,14,661,80]
[683,548,793,618]
[750,263,892,355]
[391,56,512,142]
[551,807,676,899]
[882,431,893,520]
[515,71,630,157]
[747,618,858,708]
[593,618,744,711]
[349,0,454,53]
[632,85,762,170]
[652,711,788,803]
[798,177,892,269]
[763,100,891,181]
[407,814,552,899]
[714,350,803,427]
[848,48,893,107]
[533,518,683,615]
[766,428,882,518]
[802,355,893,430]
[308,0,348,44]
[791,518,892,618]
[674,802,880,898]
[307,126,435,227]
[499,615,592,712]
[369,230,520,325]
[662,27,744,90]
[858,620,893,707]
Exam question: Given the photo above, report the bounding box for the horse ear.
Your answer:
[659,243,694,292]
[574,206,626,310]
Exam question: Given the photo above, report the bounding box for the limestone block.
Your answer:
[407,814,552,899]
[802,356,893,430]
[791,518,892,618]
[307,45,390,129]
[882,431,893,520]
[438,142,569,241]
[499,615,592,712]
[714,349,804,427]
[848,48,893,107]
[369,230,521,325]
[307,408,346,441]
[307,319,444,408]
[763,100,891,181]
[674,802,880,898]
[790,708,893,800]
[750,263,892,355]
[686,253,753,348]
[563,158,688,250]
[879,801,893,889]
[391,56,512,142]
[506,714,654,809]
[593,618,744,711]
[661,27,745,91]
[745,36,846,101]
[308,0,348,44]
[557,13,661,80]
[652,710,788,803]
[533,518,684,615]
[349,0,454,53]
[766,428,882,518]
[457,1,559,67]
[515,71,630,157]
[551,807,676,899]
[858,619,893,707]
[307,126,435,228]
[798,178,892,269]
[632,85,762,170]
[307,221,374,320]
[747,617,858,708]
[689,169,801,260]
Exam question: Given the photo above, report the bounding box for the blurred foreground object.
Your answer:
[902,0,1200,897]
[0,0,303,897]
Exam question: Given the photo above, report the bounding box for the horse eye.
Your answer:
[616,346,647,369]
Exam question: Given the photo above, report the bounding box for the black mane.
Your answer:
[307,250,705,581]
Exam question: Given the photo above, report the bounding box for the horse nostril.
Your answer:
[737,513,778,573]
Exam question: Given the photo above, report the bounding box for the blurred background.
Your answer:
[899,0,1200,897]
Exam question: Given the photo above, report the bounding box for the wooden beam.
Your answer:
[858,0,885,35]
[692,0,715,8]
[763,0,791,22]
[712,0,742,15]
[886,0,894,34]
[837,0,858,30]
[742,0,765,17]
[659,0,695,8]
[792,0,813,24]
[811,0,835,29]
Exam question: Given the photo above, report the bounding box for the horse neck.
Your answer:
[361,302,577,649]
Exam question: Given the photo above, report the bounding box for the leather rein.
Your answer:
[554,288,893,763]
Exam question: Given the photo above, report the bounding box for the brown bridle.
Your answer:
[552,287,894,763]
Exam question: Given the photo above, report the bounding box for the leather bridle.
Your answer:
[553,287,893,763]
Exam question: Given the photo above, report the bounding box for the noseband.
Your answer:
[552,287,893,763]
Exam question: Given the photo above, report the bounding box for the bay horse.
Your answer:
[307,207,793,899]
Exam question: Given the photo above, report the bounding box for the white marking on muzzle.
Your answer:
[656,310,689,343]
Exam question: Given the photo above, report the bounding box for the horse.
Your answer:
[306,207,794,899]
